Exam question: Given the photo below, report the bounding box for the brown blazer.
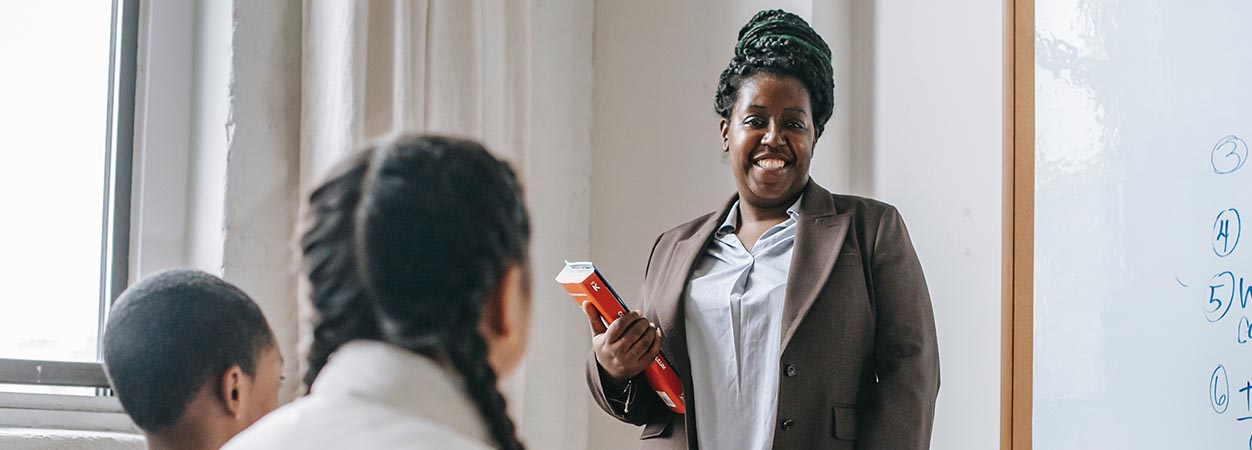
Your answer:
[586,180,940,450]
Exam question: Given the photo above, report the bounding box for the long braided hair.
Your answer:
[714,9,835,135]
[301,134,530,450]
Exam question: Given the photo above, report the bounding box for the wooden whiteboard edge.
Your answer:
[1004,0,1034,449]
[1001,0,1016,447]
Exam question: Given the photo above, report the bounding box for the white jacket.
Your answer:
[224,340,496,450]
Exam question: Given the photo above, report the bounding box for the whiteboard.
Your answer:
[1033,1,1252,448]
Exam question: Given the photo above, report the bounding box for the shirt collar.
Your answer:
[718,194,804,235]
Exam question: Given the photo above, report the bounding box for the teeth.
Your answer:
[756,158,786,170]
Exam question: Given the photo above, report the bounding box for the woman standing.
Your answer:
[585,10,939,450]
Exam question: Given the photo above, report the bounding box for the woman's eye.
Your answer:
[787,121,806,129]
[744,117,765,127]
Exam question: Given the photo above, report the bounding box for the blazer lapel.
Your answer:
[780,181,851,352]
[653,196,734,373]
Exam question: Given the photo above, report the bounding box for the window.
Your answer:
[0,0,138,396]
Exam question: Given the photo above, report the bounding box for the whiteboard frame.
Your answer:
[1003,0,1033,449]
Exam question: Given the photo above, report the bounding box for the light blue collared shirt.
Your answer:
[684,195,801,450]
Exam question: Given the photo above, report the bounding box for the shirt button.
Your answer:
[784,364,797,377]
[781,419,795,431]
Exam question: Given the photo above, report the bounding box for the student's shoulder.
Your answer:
[224,397,493,450]
[222,398,326,449]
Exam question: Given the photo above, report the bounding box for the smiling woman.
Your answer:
[585,9,940,450]
[720,74,815,240]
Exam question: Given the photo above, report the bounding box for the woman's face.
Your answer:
[720,73,817,209]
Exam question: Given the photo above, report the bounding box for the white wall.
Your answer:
[184,0,305,403]
[518,0,596,447]
[589,1,1003,449]
[872,1,1003,449]
[217,0,304,404]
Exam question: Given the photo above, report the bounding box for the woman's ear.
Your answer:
[218,365,246,418]
[719,118,730,151]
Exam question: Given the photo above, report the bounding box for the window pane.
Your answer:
[0,3,114,363]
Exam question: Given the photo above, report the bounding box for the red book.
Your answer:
[556,261,686,414]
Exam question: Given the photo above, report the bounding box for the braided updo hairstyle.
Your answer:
[301,135,530,450]
[714,9,834,135]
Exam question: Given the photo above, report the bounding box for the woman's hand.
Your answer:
[584,301,662,387]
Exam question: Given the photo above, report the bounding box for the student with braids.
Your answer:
[225,135,531,450]
[585,9,939,450]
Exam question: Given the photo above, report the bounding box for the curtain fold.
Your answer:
[300,3,589,450]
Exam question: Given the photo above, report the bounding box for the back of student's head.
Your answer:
[301,134,531,450]
[102,269,277,433]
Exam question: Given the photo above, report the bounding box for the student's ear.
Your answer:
[480,265,530,377]
[219,365,248,419]
[481,266,526,338]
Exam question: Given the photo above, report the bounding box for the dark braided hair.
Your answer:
[714,9,834,135]
[301,134,530,450]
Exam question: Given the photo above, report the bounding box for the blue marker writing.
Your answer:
[1213,365,1231,414]
[1240,317,1252,345]
[1214,208,1242,258]
[1212,135,1248,175]
[1207,272,1237,323]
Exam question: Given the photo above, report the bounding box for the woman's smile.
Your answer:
[753,156,788,170]
[750,155,792,184]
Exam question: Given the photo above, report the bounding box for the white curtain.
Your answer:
[299,2,591,449]
[300,0,528,177]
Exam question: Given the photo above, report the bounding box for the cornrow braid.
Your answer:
[301,149,382,389]
[444,328,523,450]
[301,134,529,450]
[714,9,835,135]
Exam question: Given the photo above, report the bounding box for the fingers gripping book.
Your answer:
[556,261,686,414]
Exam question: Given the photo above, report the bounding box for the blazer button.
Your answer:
[781,419,795,431]
[784,364,797,377]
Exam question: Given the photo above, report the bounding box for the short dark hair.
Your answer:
[102,269,275,432]
[714,9,835,135]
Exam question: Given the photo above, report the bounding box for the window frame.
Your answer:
[0,392,137,432]
[100,0,140,360]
